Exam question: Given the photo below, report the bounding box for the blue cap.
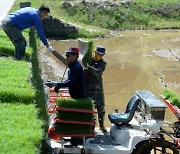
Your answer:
[96,46,105,55]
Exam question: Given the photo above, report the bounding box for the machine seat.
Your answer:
[108,95,140,125]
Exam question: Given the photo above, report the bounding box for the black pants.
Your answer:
[1,17,26,60]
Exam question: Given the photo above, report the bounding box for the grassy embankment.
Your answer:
[0,1,48,153]
[0,44,45,153]
[0,30,32,59]
[11,0,180,38]
[48,0,180,31]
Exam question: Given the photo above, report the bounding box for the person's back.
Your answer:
[85,58,106,92]
[67,60,86,99]
[52,47,87,99]
[1,4,54,60]
[9,7,40,31]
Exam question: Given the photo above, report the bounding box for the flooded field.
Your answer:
[39,30,180,127]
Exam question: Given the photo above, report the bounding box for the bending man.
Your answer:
[1,4,54,60]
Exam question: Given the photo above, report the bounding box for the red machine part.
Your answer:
[161,95,180,121]
[48,119,61,141]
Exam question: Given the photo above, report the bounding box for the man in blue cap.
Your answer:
[84,45,107,132]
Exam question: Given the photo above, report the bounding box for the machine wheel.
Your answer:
[133,138,179,154]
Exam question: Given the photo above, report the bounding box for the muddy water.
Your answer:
[39,30,180,126]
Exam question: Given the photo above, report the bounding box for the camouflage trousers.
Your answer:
[87,90,105,124]
[1,17,26,60]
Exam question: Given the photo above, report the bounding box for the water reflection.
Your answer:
[40,30,180,126]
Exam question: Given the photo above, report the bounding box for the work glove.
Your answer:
[54,84,61,93]
[47,46,54,52]
[45,80,57,88]
[83,63,90,70]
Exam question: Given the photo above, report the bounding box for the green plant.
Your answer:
[0,57,35,104]
[59,0,180,30]
[55,98,94,133]
[82,39,94,67]
[0,30,32,60]
[162,89,180,108]
[56,98,93,110]
[56,98,93,121]
[0,103,44,154]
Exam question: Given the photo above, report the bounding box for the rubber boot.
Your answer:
[99,122,107,133]
[15,47,25,60]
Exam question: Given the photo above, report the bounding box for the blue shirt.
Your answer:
[9,7,48,45]
[57,61,87,99]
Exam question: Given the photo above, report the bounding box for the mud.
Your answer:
[39,30,180,126]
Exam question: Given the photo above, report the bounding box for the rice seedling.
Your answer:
[82,39,94,67]
[0,103,44,154]
[0,30,32,60]
[0,57,35,104]
[56,98,93,110]
[55,98,95,133]
[162,89,180,108]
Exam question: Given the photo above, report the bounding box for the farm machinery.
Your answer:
[44,88,180,154]
[44,39,179,153]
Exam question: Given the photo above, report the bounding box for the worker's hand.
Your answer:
[84,63,89,70]
[47,46,54,52]
[45,80,57,88]
[54,85,60,93]
[86,63,90,68]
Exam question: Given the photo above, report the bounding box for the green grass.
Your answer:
[0,57,35,103]
[0,29,46,153]
[29,28,48,122]
[0,103,44,154]
[0,2,47,152]
[11,0,180,36]
[56,98,93,110]
[162,89,180,108]
[0,25,45,152]
[82,39,94,67]
[52,0,179,30]
[0,30,32,60]
[56,98,94,122]
[56,98,94,116]
[10,0,106,38]
[0,31,14,55]
[55,98,94,134]
[78,28,105,38]
[1,0,178,152]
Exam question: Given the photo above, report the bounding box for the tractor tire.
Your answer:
[132,138,179,154]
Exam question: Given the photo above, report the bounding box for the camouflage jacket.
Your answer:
[84,58,107,92]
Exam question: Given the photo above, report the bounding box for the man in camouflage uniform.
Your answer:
[84,45,107,132]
